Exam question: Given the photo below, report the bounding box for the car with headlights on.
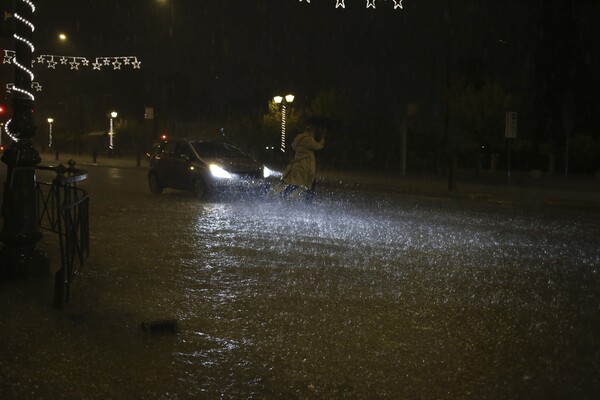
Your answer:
[148,138,276,199]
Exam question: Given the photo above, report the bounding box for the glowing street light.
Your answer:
[47,117,54,148]
[273,94,294,153]
[109,111,117,150]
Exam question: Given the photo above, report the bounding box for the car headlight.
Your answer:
[263,165,281,178]
[263,165,273,178]
[209,164,232,179]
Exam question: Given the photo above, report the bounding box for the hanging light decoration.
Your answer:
[3,50,142,71]
[5,0,36,142]
[3,51,142,94]
[301,0,405,9]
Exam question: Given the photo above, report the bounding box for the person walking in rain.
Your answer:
[281,124,325,203]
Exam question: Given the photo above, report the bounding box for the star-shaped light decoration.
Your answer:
[70,59,80,70]
[36,55,45,64]
[123,57,131,65]
[47,57,57,69]
[81,58,90,66]
[92,59,102,70]
[103,58,111,66]
[60,57,68,65]
[297,0,407,10]
[112,59,122,70]
[6,82,42,95]
[132,59,142,69]
[4,51,14,64]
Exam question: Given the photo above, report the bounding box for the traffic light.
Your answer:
[0,103,11,121]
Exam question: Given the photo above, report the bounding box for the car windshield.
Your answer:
[192,142,248,159]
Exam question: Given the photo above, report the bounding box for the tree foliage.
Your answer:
[447,79,512,152]
[307,89,352,127]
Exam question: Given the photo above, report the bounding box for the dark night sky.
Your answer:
[30,0,544,116]
[3,0,599,162]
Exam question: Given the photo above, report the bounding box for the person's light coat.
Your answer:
[282,132,325,188]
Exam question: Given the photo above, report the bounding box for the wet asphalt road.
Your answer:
[1,161,600,399]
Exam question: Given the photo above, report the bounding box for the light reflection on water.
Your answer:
[2,165,600,399]
[151,191,600,398]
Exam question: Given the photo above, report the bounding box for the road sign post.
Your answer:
[505,112,517,179]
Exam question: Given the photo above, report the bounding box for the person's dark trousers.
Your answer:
[305,180,316,204]
[282,180,316,203]
[282,184,298,200]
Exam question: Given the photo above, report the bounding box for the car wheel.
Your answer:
[148,172,163,194]
[192,176,208,199]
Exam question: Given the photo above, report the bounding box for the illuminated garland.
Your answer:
[300,0,404,9]
[3,50,142,71]
[4,50,141,93]
[6,81,42,93]
[3,0,141,142]
[280,103,287,153]
[5,0,36,142]
[10,1,35,101]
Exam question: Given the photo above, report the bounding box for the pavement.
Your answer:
[0,150,599,398]
[38,151,600,211]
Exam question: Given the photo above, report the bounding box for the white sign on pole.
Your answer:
[144,107,154,120]
[505,111,517,138]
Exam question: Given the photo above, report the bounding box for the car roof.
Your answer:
[159,138,230,145]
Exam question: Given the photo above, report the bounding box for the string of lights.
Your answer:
[280,104,287,153]
[10,2,35,101]
[3,50,142,71]
[5,82,42,93]
[5,0,36,142]
[299,0,405,9]
[3,50,142,93]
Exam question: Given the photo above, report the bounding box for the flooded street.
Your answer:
[2,163,600,399]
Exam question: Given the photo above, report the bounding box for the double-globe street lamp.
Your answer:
[273,94,294,153]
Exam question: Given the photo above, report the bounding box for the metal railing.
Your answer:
[36,160,90,309]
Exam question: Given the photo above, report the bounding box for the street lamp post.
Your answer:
[1,0,49,278]
[273,94,294,153]
[156,0,176,133]
[109,111,117,151]
[47,118,54,149]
